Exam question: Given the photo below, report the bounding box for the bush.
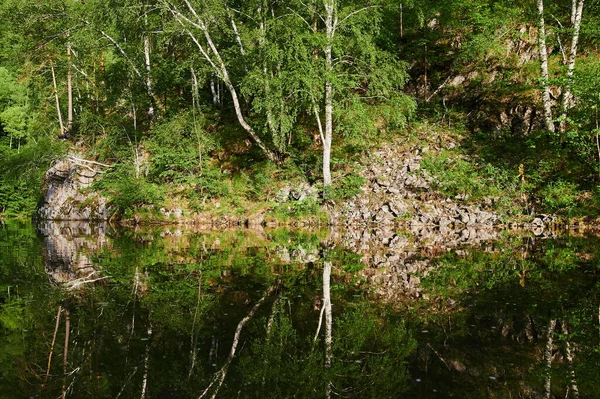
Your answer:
[147,110,218,184]
[0,138,65,216]
[95,164,163,217]
[540,180,578,214]
[325,173,365,202]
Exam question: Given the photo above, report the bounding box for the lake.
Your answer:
[0,220,598,398]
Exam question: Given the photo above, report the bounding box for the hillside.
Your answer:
[1,1,599,224]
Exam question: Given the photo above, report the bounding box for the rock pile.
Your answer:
[275,182,319,203]
[338,142,501,229]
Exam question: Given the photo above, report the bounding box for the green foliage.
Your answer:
[189,162,231,202]
[271,198,322,221]
[148,111,218,184]
[0,138,65,215]
[330,247,365,274]
[421,149,514,202]
[540,180,578,213]
[330,305,416,396]
[0,67,30,142]
[325,172,365,202]
[95,164,163,217]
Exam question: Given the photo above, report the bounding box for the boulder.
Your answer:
[37,158,109,221]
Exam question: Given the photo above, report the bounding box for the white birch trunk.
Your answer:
[188,275,202,378]
[50,59,65,135]
[536,0,555,132]
[199,286,274,399]
[67,40,73,132]
[140,323,153,399]
[230,13,245,56]
[562,321,580,399]
[544,319,556,399]
[144,34,155,118]
[400,3,403,38]
[559,0,585,133]
[323,0,336,188]
[323,261,333,399]
[210,77,219,105]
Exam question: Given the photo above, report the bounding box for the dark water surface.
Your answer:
[0,220,599,398]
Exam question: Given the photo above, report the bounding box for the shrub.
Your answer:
[147,110,218,184]
[540,180,578,213]
[325,173,365,202]
[95,164,163,217]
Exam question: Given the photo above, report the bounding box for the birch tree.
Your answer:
[162,0,280,162]
[536,0,585,133]
[81,0,163,121]
[308,0,414,189]
[559,0,585,133]
[536,0,555,132]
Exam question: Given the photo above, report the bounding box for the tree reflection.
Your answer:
[2,221,599,398]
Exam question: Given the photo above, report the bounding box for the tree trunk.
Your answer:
[67,39,73,133]
[50,59,65,135]
[559,0,585,133]
[144,34,155,119]
[323,0,336,189]
[562,321,580,399]
[43,306,62,388]
[210,77,220,106]
[188,275,202,378]
[140,322,152,399]
[400,3,403,38]
[544,319,556,399]
[199,286,275,399]
[536,0,555,132]
[61,309,70,399]
[323,260,333,399]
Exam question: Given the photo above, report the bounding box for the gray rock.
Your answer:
[37,158,108,221]
[275,187,291,203]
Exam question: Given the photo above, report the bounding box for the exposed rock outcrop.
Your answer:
[37,157,109,221]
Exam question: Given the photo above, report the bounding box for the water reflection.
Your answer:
[37,221,109,289]
[0,221,599,398]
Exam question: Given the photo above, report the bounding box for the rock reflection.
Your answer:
[37,221,109,289]
[3,220,599,398]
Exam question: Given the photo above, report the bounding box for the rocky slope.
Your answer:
[337,140,501,229]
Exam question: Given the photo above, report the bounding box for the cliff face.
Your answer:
[36,158,109,221]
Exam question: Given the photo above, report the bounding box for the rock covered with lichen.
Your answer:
[36,157,109,221]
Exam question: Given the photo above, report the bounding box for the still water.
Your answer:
[0,220,599,398]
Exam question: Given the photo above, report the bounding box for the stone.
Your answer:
[37,158,109,221]
[289,182,318,202]
[275,187,291,203]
